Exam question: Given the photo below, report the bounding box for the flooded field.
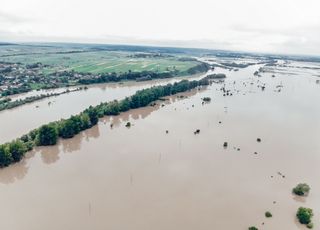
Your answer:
[0,61,320,230]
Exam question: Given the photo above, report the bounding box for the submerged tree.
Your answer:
[8,140,27,162]
[265,211,272,218]
[0,145,12,167]
[37,124,58,146]
[293,183,310,196]
[296,207,313,225]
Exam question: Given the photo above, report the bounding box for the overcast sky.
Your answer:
[1,0,319,55]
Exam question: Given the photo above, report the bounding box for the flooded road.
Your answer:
[0,62,320,229]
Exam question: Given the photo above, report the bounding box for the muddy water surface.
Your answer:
[0,63,320,230]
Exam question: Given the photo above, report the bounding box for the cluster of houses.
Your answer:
[0,61,105,96]
[0,62,44,94]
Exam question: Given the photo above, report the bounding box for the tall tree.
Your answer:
[37,124,58,146]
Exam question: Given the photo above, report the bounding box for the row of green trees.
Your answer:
[0,78,210,167]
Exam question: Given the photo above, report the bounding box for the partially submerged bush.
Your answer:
[223,142,228,148]
[307,222,314,229]
[293,183,310,196]
[248,227,258,230]
[194,129,200,134]
[202,97,211,102]
[265,211,272,218]
[296,207,313,225]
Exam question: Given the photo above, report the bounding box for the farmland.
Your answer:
[0,43,209,96]
[0,45,201,75]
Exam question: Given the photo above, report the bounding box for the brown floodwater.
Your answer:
[0,62,320,230]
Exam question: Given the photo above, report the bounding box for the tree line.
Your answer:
[0,77,210,167]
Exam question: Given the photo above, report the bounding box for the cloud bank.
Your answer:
[0,0,319,55]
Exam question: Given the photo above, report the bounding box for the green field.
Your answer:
[0,48,200,75]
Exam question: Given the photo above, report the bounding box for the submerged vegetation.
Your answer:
[0,77,209,167]
[202,97,211,102]
[265,211,272,218]
[293,183,310,196]
[206,73,226,79]
[296,207,314,228]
